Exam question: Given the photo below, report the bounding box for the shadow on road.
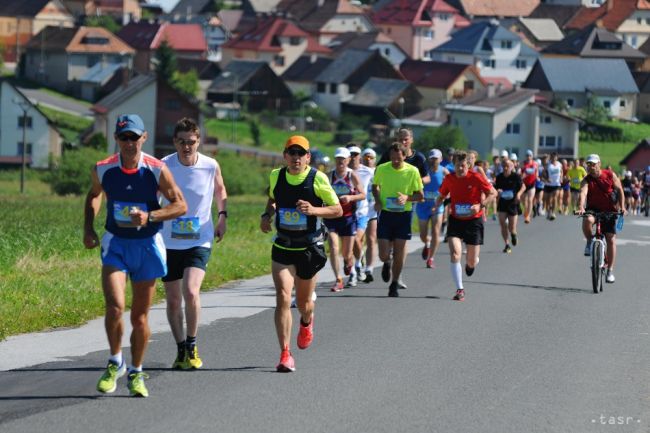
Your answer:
[470,280,591,294]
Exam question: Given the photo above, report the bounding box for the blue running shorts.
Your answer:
[101,232,167,282]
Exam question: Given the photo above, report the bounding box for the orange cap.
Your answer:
[285,135,310,151]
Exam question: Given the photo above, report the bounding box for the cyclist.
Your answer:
[576,154,626,284]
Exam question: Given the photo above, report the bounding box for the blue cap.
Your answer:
[115,114,145,135]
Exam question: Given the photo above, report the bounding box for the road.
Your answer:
[1,215,649,433]
[16,87,94,118]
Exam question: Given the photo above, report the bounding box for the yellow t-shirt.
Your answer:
[373,162,423,212]
[269,166,339,250]
[567,166,587,190]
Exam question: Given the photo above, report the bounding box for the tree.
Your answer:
[172,69,199,98]
[84,15,121,33]
[85,132,108,151]
[249,118,261,147]
[582,94,609,124]
[413,125,468,155]
[155,40,177,84]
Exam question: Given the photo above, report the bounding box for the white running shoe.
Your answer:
[606,270,615,283]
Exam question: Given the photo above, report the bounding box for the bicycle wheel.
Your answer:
[591,240,603,294]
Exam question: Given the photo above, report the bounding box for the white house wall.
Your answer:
[493,100,534,158]
[450,110,494,158]
[372,43,407,66]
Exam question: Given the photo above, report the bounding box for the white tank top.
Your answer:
[547,162,562,187]
[355,165,374,218]
[161,152,218,249]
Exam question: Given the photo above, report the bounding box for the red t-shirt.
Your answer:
[586,169,616,212]
[521,160,538,186]
[439,170,494,220]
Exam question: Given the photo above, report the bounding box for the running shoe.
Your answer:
[549,213,556,221]
[387,281,399,297]
[584,240,592,256]
[127,371,150,398]
[346,273,358,287]
[331,278,344,292]
[491,213,497,221]
[397,279,407,290]
[381,261,391,282]
[465,265,475,277]
[356,267,366,282]
[453,289,465,301]
[96,360,126,393]
[606,270,615,283]
[511,233,518,246]
[297,318,314,350]
[524,218,530,224]
[503,245,512,254]
[421,246,430,260]
[365,270,374,283]
[276,348,295,372]
[172,349,187,370]
[426,258,435,269]
[343,263,352,276]
[186,345,203,369]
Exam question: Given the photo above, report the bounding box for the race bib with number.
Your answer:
[385,197,405,211]
[172,217,200,239]
[525,167,535,175]
[113,201,147,227]
[500,190,514,200]
[278,208,307,231]
[424,191,439,200]
[333,184,352,196]
[572,178,580,184]
[454,203,473,217]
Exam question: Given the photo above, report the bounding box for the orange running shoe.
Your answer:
[297,317,314,350]
[276,347,295,372]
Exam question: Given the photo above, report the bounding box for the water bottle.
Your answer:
[616,214,624,231]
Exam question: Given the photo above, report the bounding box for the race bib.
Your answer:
[333,184,352,196]
[424,191,439,200]
[172,217,200,239]
[278,208,307,231]
[572,177,580,184]
[525,167,535,175]
[367,183,374,204]
[454,203,472,217]
[385,197,405,211]
[113,201,147,227]
[500,190,514,200]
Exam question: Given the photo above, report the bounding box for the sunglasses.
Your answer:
[286,148,308,157]
[118,133,141,142]
[176,138,197,146]
[364,155,375,159]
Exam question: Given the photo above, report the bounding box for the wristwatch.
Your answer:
[148,212,155,223]
[219,210,228,218]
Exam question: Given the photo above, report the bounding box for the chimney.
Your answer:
[607,0,614,11]
[487,83,496,98]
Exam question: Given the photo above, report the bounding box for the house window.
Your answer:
[317,82,326,93]
[330,83,337,94]
[17,142,32,155]
[422,50,431,60]
[384,48,390,56]
[424,30,433,40]
[438,13,450,21]
[638,17,643,24]
[18,115,33,129]
[274,55,285,66]
[545,136,556,147]
[540,115,551,124]
[500,40,512,49]
[506,123,520,134]
[86,55,100,67]
[620,99,626,107]
[483,59,495,68]
[289,37,301,46]
[567,98,574,107]
[631,35,638,47]
[603,100,611,109]
[515,59,527,69]
[165,99,181,110]
[539,135,544,147]
[646,18,650,25]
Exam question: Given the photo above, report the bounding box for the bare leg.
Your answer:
[102,267,127,356]
[129,279,156,368]
[164,279,185,344]
[391,239,407,282]
[182,267,205,338]
[328,232,341,280]
[272,261,296,350]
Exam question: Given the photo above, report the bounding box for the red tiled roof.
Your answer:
[306,35,332,54]
[400,59,485,88]
[157,24,207,52]
[565,0,650,31]
[483,76,512,90]
[222,17,308,52]
[373,0,462,27]
[459,0,539,17]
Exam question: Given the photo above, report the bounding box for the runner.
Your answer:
[361,147,378,282]
[534,156,546,218]
[83,114,188,397]
[416,149,448,269]
[543,152,563,220]
[347,144,374,284]
[372,143,424,297]
[378,127,430,184]
[161,118,227,370]
[576,154,626,283]
[325,147,365,290]
[560,159,571,214]
[434,151,497,301]
[495,159,525,253]
[520,149,538,223]
[567,159,587,214]
[260,135,342,372]
[510,152,519,170]
[621,171,636,215]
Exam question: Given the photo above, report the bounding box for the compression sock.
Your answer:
[450,262,463,290]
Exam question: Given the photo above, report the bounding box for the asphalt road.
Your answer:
[16,87,94,118]
[1,214,650,433]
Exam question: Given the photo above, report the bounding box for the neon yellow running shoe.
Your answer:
[172,350,187,370]
[186,345,203,369]
[96,361,126,393]
[127,372,150,398]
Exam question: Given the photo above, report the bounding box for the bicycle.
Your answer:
[575,210,622,294]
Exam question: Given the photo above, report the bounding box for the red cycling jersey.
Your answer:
[586,169,617,212]
[439,170,493,220]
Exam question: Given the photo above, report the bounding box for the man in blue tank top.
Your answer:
[83,114,187,397]
[416,149,448,269]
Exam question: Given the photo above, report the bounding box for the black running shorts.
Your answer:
[272,243,327,280]
[446,216,484,245]
[162,246,212,282]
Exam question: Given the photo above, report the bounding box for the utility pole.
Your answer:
[13,97,31,194]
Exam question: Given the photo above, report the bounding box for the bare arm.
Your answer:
[83,167,104,249]
[296,200,342,219]
[611,172,627,214]
[260,197,276,233]
[214,165,228,242]
[348,172,366,203]
[132,165,187,225]
[577,179,589,213]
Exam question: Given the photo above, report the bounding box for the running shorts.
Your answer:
[162,246,212,282]
[497,199,522,216]
[272,243,327,279]
[446,216,484,246]
[415,201,444,220]
[101,232,167,282]
[377,210,412,241]
[324,215,357,236]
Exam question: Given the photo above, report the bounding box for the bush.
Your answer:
[249,118,261,147]
[85,133,107,151]
[45,147,107,196]
[216,151,269,196]
[413,125,468,154]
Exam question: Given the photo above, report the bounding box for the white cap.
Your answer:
[586,154,600,164]
[347,145,361,154]
[526,149,534,156]
[535,158,542,164]
[334,147,351,158]
[361,148,376,157]
[428,149,442,159]
[510,153,518,161]
[625,170,632,177]
[501,150,509,158]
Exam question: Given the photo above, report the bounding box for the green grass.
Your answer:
[578,119,647,171]
[0,175,273,341]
